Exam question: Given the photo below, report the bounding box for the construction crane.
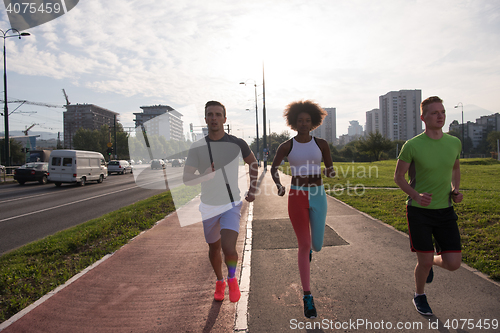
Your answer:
[62,89,70,105]
[0,99,64,116]
[23,123,38,135]
[1,99,64,108]
[2,99,64,116]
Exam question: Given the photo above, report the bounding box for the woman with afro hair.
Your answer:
[271,100,336,319]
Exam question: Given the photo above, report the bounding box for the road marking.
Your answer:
[0,179,162,224]
[234,201,253,332]
[0,191,68,204]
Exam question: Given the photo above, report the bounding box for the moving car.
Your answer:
[151,159,165,169]
[48,150,107,186]
[107,160,133,174]
[14,162,49,185]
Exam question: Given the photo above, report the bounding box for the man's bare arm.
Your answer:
[243,152,258,202]
[394,159,432,207]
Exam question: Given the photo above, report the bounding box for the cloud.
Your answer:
[1,0,499,137]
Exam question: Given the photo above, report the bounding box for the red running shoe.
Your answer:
[214,279,226,301]
[227,277,241,302]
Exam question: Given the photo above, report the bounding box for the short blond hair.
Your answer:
[421,96,443,116]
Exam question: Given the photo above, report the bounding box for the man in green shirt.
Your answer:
[394,96,463,316]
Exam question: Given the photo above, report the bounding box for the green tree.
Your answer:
[0,139,24,165]
[329,143,343,162]
[339,143,357,162]
[99,125,111,156]
[249,131,290,162]
[72,123,129,159]
[114,123,130,160]
[487,131,500,152]
[355,132,394,161]
[72,128,101,152]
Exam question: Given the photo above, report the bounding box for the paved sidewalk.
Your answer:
[248,171,500,332]
[1,192,250,333]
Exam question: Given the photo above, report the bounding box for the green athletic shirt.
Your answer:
[398,132,461,209]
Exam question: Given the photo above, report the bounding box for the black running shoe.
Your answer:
[434,240,441,254]
[309,249,313,262]
[426,267,434,284]
[303,295,317,318]
[413,294,433,316]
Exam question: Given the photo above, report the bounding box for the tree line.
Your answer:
[72,124,193,162]
[3,127,499,166]
[71,124,129,160]
[250,130,500,164]
[128,133,192,162]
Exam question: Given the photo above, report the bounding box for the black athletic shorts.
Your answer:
[406,205,461,254]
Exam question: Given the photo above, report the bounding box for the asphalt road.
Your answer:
[0,165,186,255]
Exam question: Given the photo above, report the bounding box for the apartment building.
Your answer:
[348,120,364,137]
[449,113,500,148]
[312,107,337,144]
[365,108,380,135]
[134,105,184,141]
[63,104,119,149]
[379,90,422,141]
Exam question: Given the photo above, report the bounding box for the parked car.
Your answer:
[151,159,165,169]
[14,162,49,185]
[107,160,133,174]
[171,159,183,167]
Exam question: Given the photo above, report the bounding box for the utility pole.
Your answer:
[114,114,117,159]
[497,139,499,161]
[262,63,267,171]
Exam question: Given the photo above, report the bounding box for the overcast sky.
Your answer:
[1,0,499,142]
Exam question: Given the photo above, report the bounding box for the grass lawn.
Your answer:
[319,158,500,281]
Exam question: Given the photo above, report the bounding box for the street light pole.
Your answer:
[262,63,267,171]
[454,102,464,158]
[2,28,30,167]
[240,80,260,166]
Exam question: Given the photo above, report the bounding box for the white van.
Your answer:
[48,150,108,186]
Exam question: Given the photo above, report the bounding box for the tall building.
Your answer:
[348,120,363,137]
[134,105,184,141]
[63,104,119,149]
[379,90,422,141]
[365,108,381,135]
[312,107,336,144]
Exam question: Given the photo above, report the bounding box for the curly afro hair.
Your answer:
[283,100,327,131]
